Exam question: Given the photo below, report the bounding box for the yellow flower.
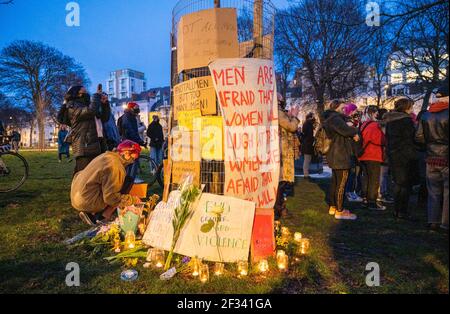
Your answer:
[210,204,224,216]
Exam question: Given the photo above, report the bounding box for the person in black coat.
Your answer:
[301,112,316,179]
[119,102,145,146]
[384,97,418,219]
[322,99,360,220]
[147,115,165,166]
[58,85,108,175]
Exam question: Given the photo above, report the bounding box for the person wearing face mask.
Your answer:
[322,99,360,220]
[71,140,142,225]
[384,98,418,219]
[119,102,146,146]
[60,85,104,175]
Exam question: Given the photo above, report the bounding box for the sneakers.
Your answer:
[78,212,104,226]
[134,177,145,184]
[346,192,364,203]
[377,195,394,204]
[329,206,336,215]
[335,210,357,220]
[368,202,386,211]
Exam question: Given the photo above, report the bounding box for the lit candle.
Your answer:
[258,259,269,273]
[154,250,165,268]
[113,238,121,253]
[146,248,155,262]
[214,263,224,276]
[299,238,311,255]
[277,250,286,258]
[294,232,302,242]
[281,227,291,242]
[237,261,248,276]
[277,254,289,271]
[192,257,201,277]
[124,231,135,250]
[200,264,209,283]
[274,220,281,232]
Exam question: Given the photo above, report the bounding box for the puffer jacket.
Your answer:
[322,110,358,170]
[71,151,131,213]
[384,111,418,164]
[415,102,448,162]
[120,110,145,145]
[358,121,385,163]
[279,109,300,183]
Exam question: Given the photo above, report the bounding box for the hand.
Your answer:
[290,106,300,118]
[353,134,360,142]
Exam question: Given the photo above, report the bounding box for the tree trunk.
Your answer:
[29,120,34,148]
[37,110,45,151]
[421,88,433,112]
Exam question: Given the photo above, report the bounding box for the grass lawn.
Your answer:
[0,151,448,294]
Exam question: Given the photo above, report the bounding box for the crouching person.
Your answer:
[71,140,142,225]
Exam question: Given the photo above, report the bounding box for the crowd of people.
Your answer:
[279,87,448,231]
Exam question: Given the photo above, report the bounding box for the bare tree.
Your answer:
[0,40,89,150]
[276,0,369,114]
[391,0,449,111]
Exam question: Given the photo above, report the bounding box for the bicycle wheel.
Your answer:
[156,162,164,188]
[136,155,159,186]
[0,152,29,193]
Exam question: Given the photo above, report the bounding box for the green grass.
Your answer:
[0,152,448,294]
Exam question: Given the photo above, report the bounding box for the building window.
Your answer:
[120,92,127,98]
[406,72,418,83]
[120,78,127,91]
[390,60,402,70]
[391,73,403,84]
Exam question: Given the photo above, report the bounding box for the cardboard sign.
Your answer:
[177,8,239,72]
[171,130,201,162]
[143,192,256,263]
[178,109,202,131]
[250,208,275,262]
[209,58,280,209]
[193,116,224,161]
[173,76,217,119]
[171,161,201,186]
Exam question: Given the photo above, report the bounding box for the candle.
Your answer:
[154,250,165,268]
[258,259,269,273]
[214,263,224,276]
[113,235,121,253]
[200,264,209,283]
[277,250,286,258]
[237,261,248,276]
[274,220,281,232]
[277,254,289,271]
[281,227,291,242]
[299,238,311,255]
[294,232,303,242]
[124,231,135,250]
[192,257,201,277]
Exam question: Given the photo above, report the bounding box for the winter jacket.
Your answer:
[301,119,315,155]
[147,121,164,148]
[71,151,130,213]
[57,129,70,154]
[120,110,145,145]
[103,113,121,149]
[415,102,448,164]
[279,109,300,183]
[322,110,358,170]
[358,121,385,163]
[384,111,418,165]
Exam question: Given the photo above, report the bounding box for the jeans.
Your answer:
[330,169,350,212]
[390,159,416,215]
[346,163,361,195]
[303,154,312,177]
[58,152,70,161]
[150,147,163,166]
[361,161,381,204]
[426,164,449,228]
[379,165,391,197]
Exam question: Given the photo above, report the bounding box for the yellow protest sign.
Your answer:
[173,76,217,119]
[193,116,224,161]
[177,8,239,72]
[171,161,201,186]
[178,109,202,131]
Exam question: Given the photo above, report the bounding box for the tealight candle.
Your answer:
[258,259,269,273]
[154,250,165,268]
[192,257,201,277]
[113,236,121,253]
[277,254,289,271]
[274,220,281,232]
[200,264,209,283]
[124,231,135,250]
[146,248,156,262]
[277,250,286,258]
[294,232,303,242]
[299,238,311,255]
[281,227,290,235]
[214,263,224,276]
[237,261,248,276]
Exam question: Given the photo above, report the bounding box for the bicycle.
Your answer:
[0,135,29,193]
[136,154,164,188]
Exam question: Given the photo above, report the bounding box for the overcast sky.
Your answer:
[0,0,291,92]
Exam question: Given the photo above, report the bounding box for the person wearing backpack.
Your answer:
[301,112,316,180]
[358,106,386,211]
[322,99,360,220]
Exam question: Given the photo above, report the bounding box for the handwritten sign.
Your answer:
[209,58,280,209]
[193,116,224,160]
[173,76,217,119]
[250,208,275,262]
[177,8,239,72]
[178,109,202,131]
[172,161,201,186]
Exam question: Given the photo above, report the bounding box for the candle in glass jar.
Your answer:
[258,259,269,273]
[200,264,209,283]
[277,250,286,258]
[299,238,311,255]
[124,231,135,249]
[237,261,248,276]
[192,257,201,277]
[154,250,165,268]
[294,232,303,242]
[214,263,224,276]
[277,254,289,271]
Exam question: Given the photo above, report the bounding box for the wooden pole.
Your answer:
[253,0,263,58]
[214,0,221,8]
